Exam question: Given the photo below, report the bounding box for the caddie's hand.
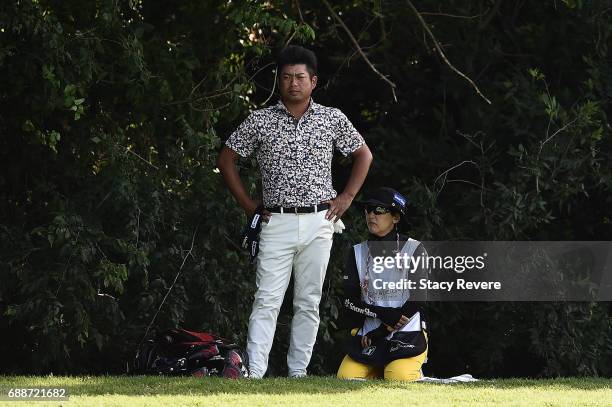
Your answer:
[394,315,410,331]
[361,335,371,348]
[323,192,353,222]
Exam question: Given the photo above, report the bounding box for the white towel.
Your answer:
[417,374,479,384]
[333,219,346,234]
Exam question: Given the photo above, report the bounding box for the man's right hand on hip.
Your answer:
[245,199,271,222]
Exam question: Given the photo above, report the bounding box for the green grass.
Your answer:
[0,376,611,406]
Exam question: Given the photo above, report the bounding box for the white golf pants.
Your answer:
[246,209,334,378]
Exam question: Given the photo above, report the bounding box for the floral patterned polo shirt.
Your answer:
[225,99,365,207]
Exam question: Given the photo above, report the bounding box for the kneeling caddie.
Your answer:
[337,187,430,381]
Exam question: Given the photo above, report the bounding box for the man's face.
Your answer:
[278,64,317,104]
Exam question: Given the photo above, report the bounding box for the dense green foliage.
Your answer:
[1,0,611,377]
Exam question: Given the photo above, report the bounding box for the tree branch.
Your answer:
[322,0,397,102]
[405,0,492,105]
[539,117,579,152]
[126,146,159,170]
[434,160,479,187]
[419,11,486,19]
[137,226,198,350]
[323,16,380,90]
[294,0,305,23]
[433,160,483,206]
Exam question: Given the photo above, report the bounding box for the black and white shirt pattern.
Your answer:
[225,99,365,207]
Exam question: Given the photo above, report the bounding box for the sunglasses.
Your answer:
[365,205,391,215]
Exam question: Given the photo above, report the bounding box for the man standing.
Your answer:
[217,45,372,378]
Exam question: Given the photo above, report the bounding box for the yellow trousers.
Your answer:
[337,333,428,381]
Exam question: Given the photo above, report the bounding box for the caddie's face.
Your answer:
[279,64,317,104]
[366,209,400,237]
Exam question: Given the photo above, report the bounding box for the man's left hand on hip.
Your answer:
[323,192,353,222]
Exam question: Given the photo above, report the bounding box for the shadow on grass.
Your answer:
[0,376,610,396]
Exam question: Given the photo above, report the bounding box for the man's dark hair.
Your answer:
[276,45,317,78]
